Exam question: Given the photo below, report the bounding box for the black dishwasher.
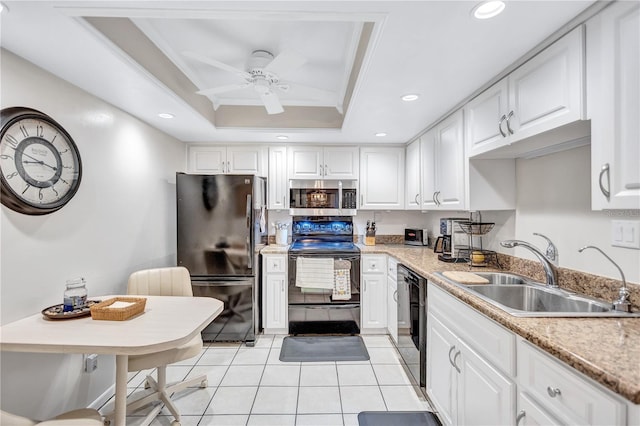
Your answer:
[397,264,427,391]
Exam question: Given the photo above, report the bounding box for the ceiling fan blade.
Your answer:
[264,49,307,76]
[197,83,251,96]
[259,91,284,115]
[183,51,251,79]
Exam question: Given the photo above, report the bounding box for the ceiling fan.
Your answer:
[184,49,335,115]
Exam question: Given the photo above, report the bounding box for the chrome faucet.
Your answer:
[501,238,558,287]
[578,245,632,313]
[533,232,558,266]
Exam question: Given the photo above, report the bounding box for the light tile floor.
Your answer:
[99,334,433,426]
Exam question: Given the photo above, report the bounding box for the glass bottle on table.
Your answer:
[63,278,87,312]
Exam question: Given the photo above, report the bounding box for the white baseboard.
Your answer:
[88,383,116,411]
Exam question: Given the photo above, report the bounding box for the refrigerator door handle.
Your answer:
[246,193,252,270]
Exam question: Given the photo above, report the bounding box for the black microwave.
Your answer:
[289,180,357,215]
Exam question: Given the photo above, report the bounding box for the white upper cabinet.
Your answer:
[405,139,421,209]
[188,145,267,176]
[421,111,465,210]
[288,146,359,180]
[360,147,405,210]
[588,1,640,210]
[268,146,288,210]
[465,26,587,159]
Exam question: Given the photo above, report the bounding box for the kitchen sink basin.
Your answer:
[435,272,640,317]
[469,272,530,285]
[466,285,612,315]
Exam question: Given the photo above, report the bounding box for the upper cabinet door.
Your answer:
[508,26,585,141]
[268,146,288,210]
[405,139,421,210]
[360,147,405,210]
[436,110,466,210]
[588,1,640,210]
[323,147,359,179]
[420,129,438,210]
[227,146,266,176]
[288,146,323,180]
[188,146,226,174]
[465,79,509,158]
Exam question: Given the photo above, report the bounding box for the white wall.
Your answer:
[512,145,640,283]
[422,145,639,284]
[0,50,186,418]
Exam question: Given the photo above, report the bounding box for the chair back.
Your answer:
[127,266,193,297]
[0,411,37,426]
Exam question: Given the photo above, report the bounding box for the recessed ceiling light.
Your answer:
[375,132,387,137]
[472,1,506,20]
[158,113,174,119]
[276,135,288,140]
[401,94,420,102]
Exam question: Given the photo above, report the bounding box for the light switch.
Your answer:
[611,220,640,250]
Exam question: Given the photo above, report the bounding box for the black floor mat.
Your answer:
[358,411,441,426]
[279,335,369,362]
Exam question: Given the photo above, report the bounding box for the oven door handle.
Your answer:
[297,304,360,310]
[289,254,360,262]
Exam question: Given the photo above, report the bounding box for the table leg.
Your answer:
[114,355,128,426]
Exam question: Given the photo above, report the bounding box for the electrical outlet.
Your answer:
[84,354,98,373]
[611,220,640,250]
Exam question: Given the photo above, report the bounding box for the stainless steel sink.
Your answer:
[466,285,612,315]
[469,272,531,285]
[435,272,640,317]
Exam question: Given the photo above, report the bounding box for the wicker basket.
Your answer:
[90,297,146,321]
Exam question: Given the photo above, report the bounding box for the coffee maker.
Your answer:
[434,217,468,262]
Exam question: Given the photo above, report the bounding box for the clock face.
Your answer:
[0,107,82,215]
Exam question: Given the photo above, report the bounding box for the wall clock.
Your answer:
[0,107,82,215]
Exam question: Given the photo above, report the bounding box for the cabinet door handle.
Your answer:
[226,161,230,173]
[363,281,366,292]
[281,280,285,292]
[320,164,324,176]
[546,386,561,398]
[361,195,364,206]
[325,164,328,176]
[414,193,420,204]
[435,191,441,206]
[453,350,462,373]
[516,410,526,426]
[448,345,456,368]
[599,163,611,201]
[221,161,226,173]
[432,192,437,205]
[506,110,515,135]
[498,114,507,137]
[393,290,398,302]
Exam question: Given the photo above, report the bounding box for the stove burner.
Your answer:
[289,240,359,254]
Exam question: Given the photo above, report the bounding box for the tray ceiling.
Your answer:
[0,1,595,144]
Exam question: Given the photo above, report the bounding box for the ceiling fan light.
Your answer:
[472,1,505,20]
[158,112,174,119]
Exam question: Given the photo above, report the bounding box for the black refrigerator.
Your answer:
[177,173,267,345]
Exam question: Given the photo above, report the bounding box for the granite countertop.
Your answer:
[359,244,640,405]
[261,244,289,254]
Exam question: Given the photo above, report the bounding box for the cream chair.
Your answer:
[106,266,208,426]
[1,408,103,425]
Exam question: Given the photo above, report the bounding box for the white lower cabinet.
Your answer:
[517,338,626,426]
[428,282,634,426]
[427,311,515,426]
[261,254,287,333]
[361,254,387,331]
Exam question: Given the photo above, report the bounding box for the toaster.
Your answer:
[404,228,429,246]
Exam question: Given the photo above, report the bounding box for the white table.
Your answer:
[0,295,223,426]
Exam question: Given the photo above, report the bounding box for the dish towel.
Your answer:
[333,259,352,300]
[295,257,335,289]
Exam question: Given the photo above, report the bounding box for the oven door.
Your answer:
[288,253,361,334]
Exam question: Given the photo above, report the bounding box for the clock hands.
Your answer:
[20,153,58,171]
